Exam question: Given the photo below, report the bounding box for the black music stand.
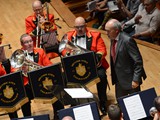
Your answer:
[117,88,157,120]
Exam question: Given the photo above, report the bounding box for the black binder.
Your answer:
[117,88,157,120]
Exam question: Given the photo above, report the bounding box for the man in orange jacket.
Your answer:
[15,34,63,119]
[60,16,109,115]
[25,0,60,60]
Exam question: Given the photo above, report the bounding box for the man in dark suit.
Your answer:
[105,19,146,99]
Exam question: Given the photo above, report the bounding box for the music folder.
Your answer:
[58,101,101,120]
[117,88,157,120]
[0,71,28,113]
[61,51,99,86]
[28,63,64,103]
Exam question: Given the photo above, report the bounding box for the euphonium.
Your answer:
[10,49,42,76]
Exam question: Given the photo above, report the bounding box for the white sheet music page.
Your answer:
[64,88,93,98]
[73,105,94,120]
[19,118,34,120]
[123,94,147,120]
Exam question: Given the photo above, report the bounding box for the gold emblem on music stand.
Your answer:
[76,63,86,77]
[3,85,14,99]
[42,77,53,90]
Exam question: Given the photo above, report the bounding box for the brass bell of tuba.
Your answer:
[10,49,42,76]
[58,35,88,57]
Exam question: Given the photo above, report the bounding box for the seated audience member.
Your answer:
[124,0,160,43]
[153,96,160,120]
[98,0,141,30]
[85,0,109,28]
[108,104,123,120]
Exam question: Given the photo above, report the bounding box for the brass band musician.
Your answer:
[25,0,57,47]
[10,34,64,119]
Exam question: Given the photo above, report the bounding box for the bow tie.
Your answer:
[77,35,85,38]
[28,52,34,56]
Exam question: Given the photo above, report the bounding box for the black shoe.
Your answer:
[100,102,107,115]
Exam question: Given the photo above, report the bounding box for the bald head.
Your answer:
[32,0,43,16]
[105,19,121,31]
[105,19,121,40]
[74,17,87,36]
[74,17,86,27]
[32,0,42,8]
[62,116,73,120]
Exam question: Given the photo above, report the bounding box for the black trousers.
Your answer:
[115,81,141,99]
[96,66,108,103]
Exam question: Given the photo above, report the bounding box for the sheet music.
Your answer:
[64,88,93,98]
[86,0,97,11]
[73,105,94,120]
[19,118,34,120]
[107,1,119,12]
[123,94,147,120]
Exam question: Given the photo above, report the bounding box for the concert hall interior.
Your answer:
[0,0,160,120]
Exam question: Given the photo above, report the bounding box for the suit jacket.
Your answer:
[25,13,57,47]
[110,32,146,90]
[23,48,52,85]
[65,28,109,70]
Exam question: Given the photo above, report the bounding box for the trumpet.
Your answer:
[149,107,158,117]
[10,49,42,76]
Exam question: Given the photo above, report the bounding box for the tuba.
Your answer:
[10,49,42,76]
[58,38,88,57]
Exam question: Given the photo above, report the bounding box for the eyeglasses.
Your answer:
[74,25,85,29]
[23,40,33,44]
[33,7,43,12]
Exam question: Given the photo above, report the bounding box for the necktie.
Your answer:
[111,39,117,62]
[77,35,85,38]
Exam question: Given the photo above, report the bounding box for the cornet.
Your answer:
[10,49,42,76]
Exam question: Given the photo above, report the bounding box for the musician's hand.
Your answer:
[153,113,159,120]
[132,33,141,38]
[132,81,139,89]
[21,65,29,74]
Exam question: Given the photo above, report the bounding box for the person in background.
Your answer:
[153,96,160,120]
[124,0,160,43]
[85,0,109,28]
[60,16,109,115]
[98,0,140,30]
[62,116,73,120]
[108,104,123,120]
[105,19,146,99]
